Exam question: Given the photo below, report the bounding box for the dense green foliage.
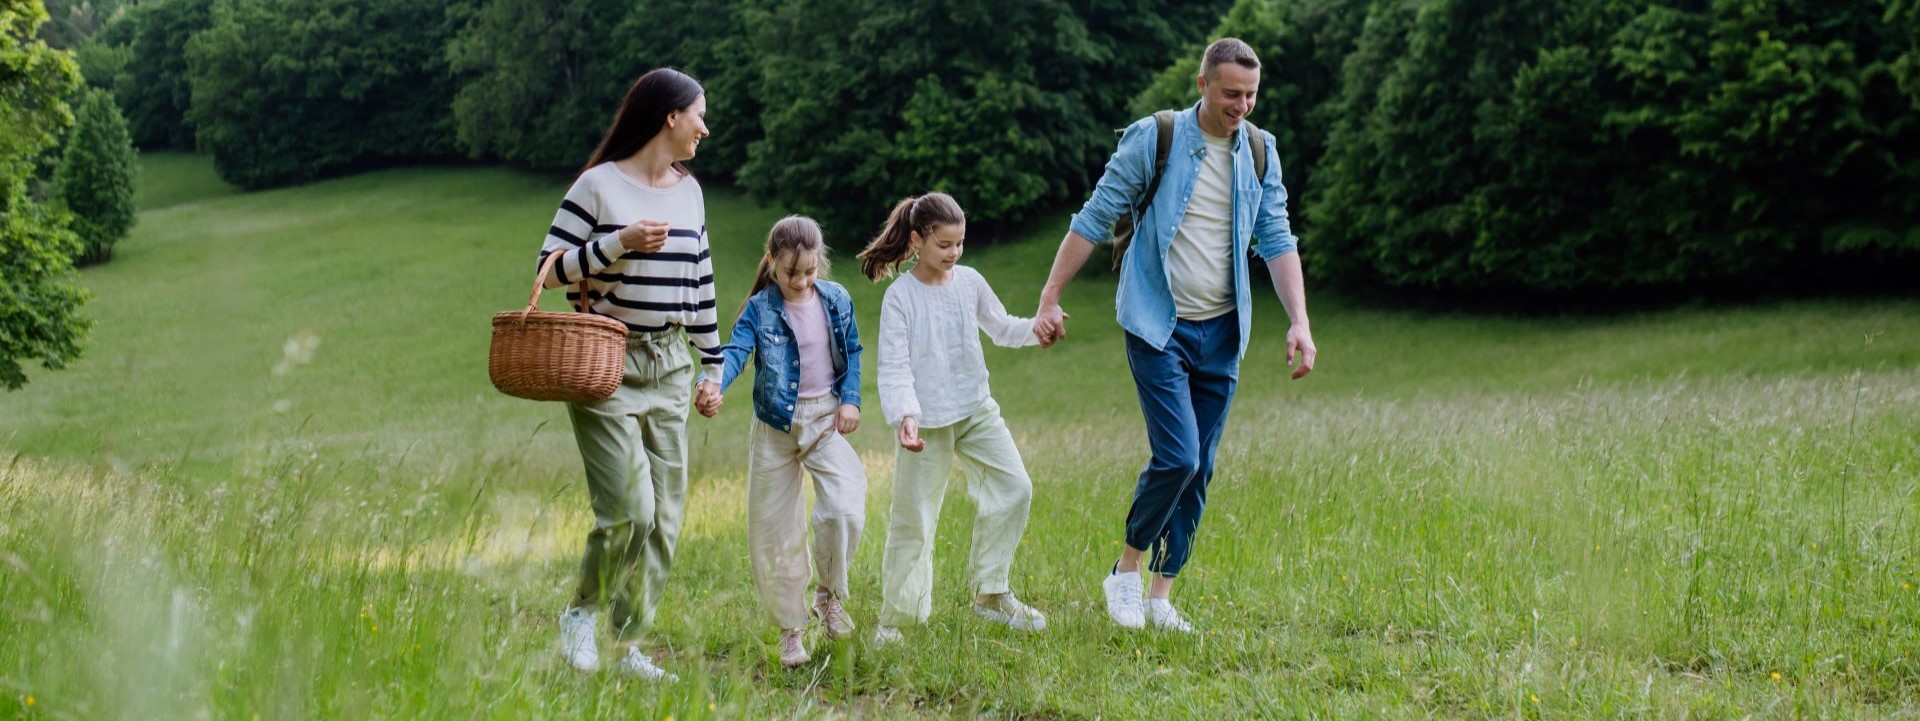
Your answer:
[53,87,136,264]
[33,0,126,48]
[1,0,91,390]
[110,0,209,148]
[447,0,760,181]
[1308,0,1920,291]
[183,0,465,189]
[740,0,1229,241]
[73,0,1920,293]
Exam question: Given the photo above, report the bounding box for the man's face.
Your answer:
[1197,63,1259,135]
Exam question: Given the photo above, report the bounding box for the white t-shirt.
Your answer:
[1166,131,1236,321]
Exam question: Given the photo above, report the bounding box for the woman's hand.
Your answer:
[896,416,925,452]
[619,220,672,253]
[834,404,860,434]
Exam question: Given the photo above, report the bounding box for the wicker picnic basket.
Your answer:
[489,251,628,402]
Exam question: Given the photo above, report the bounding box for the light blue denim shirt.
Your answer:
[1068,103,1296,359]
[715,280,863,432]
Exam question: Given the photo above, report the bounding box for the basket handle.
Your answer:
[525,251,588,321]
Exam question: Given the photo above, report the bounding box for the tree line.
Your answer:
[86,0,1920,292]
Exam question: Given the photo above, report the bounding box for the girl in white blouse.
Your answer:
[856,192,1051,645]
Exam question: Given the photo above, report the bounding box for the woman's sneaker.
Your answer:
[1145,599,1194,633]
[778,628,811,668]
[813,592,856,640]
[558,607,599,671]
[611,646,678,682]
[973,592,1047,631]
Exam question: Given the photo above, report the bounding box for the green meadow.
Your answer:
[2,154,1918,719]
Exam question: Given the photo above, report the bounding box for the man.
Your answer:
[1033,38,1317,631]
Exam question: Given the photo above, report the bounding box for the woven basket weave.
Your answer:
[489,251,628,403]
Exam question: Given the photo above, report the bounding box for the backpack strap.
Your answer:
[1133,109,1177,221]
[1244,121,1268,181]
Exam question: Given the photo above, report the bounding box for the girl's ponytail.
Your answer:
[859,196,920,281]
[859,192,964,281]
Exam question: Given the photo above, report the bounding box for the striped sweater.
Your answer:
[536,162,721,369]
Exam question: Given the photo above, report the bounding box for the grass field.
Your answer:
[2,154,1918,719]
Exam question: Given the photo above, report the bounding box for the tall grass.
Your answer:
[2,155,1917,718]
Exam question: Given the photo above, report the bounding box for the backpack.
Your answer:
[1109,110,1267,271]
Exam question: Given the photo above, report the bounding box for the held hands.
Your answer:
[1034,301,1069,348]
[1286,324,1318,380]
[695,380,723,417]
[896,416,925,453]
[619,219,672,254]
[835,404,860,434]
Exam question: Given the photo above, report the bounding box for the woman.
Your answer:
[537,68,718,681]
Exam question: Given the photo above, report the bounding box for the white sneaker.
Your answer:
[1103,571,1145,629]
[871,625,903,647]
[558,607,599,671]
[778,628,810,668]
[611,646,678,682]
[973,592,1047,631]
[813,592,856,640]
[1145,599,1193,633]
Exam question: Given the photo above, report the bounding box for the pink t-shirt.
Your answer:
[784,293,835,399]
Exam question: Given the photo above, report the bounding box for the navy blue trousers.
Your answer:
[1122,310,1239,578]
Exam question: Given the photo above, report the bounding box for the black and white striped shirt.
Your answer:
[537,162,721,369]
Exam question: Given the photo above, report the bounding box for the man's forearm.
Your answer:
[1041,232,1098,306]
[1268,252,1309,326]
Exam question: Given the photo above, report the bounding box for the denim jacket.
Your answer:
[1067,102,1296,360]
[714,280,863,432]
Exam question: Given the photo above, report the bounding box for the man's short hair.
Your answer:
[1202,38,1260,79]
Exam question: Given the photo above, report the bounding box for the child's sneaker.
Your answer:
[1103,570,1145,629]
[778,628,810,668]
[973,592,1047,631]
[558,607,599,671]
[1145,598,1193,633]
[611,646,678,682]
[813,592,856,640]
[871,625,903,647]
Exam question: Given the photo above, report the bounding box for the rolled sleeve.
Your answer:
[1068,115,1158,244]
[1251,129,1298,261]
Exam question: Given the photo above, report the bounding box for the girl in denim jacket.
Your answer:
[700,216,866,668]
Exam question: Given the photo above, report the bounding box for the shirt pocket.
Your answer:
[1234,182,1263,234]
[759,317,790,346]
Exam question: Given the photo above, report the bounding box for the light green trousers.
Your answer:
[566,330,692,641]
[878,399,1033,628]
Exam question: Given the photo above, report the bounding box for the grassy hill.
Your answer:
[1,155,1917,719]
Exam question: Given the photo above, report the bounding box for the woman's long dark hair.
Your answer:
[581,68,704,175]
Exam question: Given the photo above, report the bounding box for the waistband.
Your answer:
[627,327,686,347]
